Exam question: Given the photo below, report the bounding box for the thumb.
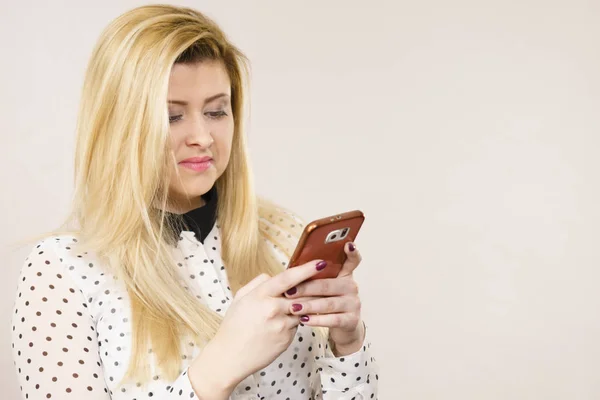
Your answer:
[235,273,271,299]
[338,241,362,277]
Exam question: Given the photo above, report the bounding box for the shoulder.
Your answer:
[18,234,111,296]
[17,234,82,287]
[258,198,305,238]
[13,235,84,317]
[257,198,306,260]
[258,197,305,231]
[21,234,79,272]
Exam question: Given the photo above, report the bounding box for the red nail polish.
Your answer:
[316,261,327,271]
[286,287,297,296]
[349,242,356,252]
[292,304,303,312]
[300,315,310,322]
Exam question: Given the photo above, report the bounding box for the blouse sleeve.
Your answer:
[11,239,112,400]
[315,324,380,399]
[10,239,219,400]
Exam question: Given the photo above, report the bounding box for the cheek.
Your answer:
[168,126,186,156]
[166,129,187,192]
[214,126,234,171]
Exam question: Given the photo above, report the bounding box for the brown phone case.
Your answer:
[287,210,365,280]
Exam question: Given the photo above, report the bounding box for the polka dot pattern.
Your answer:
[12,215,379,399]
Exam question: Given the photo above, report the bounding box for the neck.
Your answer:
[165,196,206,214]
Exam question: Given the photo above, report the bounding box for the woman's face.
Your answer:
[166,60,234,212]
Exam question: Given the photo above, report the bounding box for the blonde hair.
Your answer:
[62,4,306,383]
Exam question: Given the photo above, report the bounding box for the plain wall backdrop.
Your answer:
[1,1,600,399]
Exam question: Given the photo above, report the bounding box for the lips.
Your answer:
[179,156,212,164]
[178,156,213,172]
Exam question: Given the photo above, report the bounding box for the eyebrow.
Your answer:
[167,93,230,106]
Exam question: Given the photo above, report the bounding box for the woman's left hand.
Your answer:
[284,242,365,356]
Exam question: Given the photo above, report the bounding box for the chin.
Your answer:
[185,170,218,195]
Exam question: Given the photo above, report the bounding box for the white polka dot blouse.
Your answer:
[11,200,379,399]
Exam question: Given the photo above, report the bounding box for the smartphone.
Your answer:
[287,210,365,280]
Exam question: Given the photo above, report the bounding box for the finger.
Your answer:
[285,315,301,330]
[338,242,362,277]
[297,312,360,330]
[260,259,328,297]
[271,297,317,317]
[268,313,301,333]
[289,296,321,303]
[285,277,357,298]
[289,296,358,316]
[236,273,271,298]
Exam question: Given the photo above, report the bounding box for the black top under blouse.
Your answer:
[168,185,218,243]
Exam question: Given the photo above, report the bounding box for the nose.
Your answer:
[185,115,214,148]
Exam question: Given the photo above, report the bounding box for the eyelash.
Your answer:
[169,111,228,123]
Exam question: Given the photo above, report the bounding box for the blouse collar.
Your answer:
[168,185,218,243]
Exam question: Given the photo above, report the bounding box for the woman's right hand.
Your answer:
[188,259,328,399]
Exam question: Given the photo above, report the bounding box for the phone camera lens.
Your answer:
[331,234,337,240]
[342,228,348,235]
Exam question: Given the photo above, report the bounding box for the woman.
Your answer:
[11,4,378,399]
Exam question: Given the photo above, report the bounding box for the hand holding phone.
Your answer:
[284,210,367,354]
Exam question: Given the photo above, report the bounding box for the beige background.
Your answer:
[2,1,600,399]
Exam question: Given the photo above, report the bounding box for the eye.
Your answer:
[169,115,183,123]
[206,110,228,119]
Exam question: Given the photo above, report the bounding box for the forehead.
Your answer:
[168,60,231,99]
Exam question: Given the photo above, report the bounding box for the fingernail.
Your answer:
[286,287,297,296]
[300,315,310,322]
[348,242,356,252]
[316,261,327,271]
[292,304,303,312]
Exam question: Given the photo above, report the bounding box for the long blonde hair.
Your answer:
[64,4,304,383]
